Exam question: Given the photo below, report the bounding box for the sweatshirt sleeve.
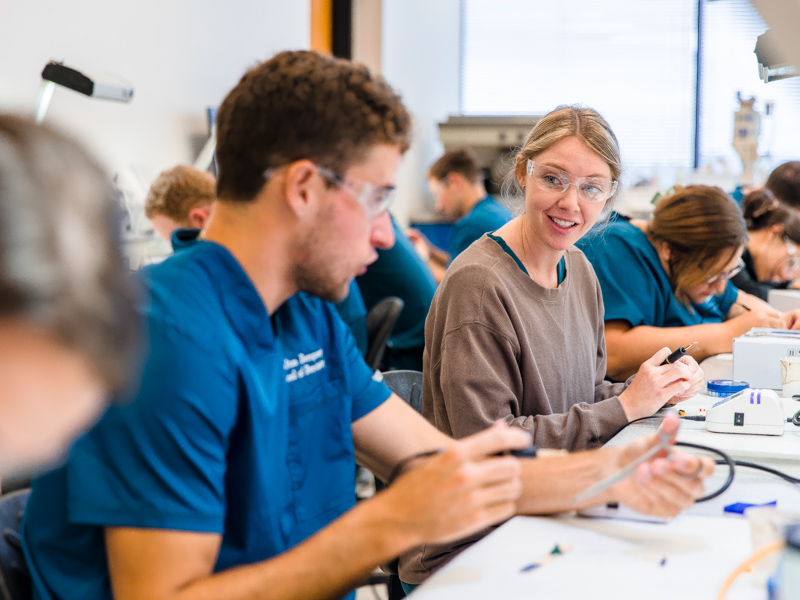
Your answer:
[430,321,628,451]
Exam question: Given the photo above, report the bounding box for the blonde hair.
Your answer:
[503,105,621,202]
[648,185,748,304]
[144,165,216,223]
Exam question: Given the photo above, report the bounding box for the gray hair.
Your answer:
[0,115,139,391]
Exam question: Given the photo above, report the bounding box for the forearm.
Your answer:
[428,259,447,284]
[505,400,628,451]
[516,447,620,514]
[606,324,732,380]
[353,395,454,482]
[174,497,416,600]
[429,245,450,267]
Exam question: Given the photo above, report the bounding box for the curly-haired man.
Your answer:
[144,165,216,240]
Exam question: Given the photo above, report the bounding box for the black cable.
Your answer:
[605,415,662,442]
[674,441,735,502]
[719,459,800,486]
[605,414,800,503]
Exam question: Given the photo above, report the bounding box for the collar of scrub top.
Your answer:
[168,228,276,351]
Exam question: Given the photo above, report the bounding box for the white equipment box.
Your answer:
[706,388,785,435]
[767,288,800,312]
[732,328,800,389]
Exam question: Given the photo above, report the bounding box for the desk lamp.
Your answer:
[34,60,134,123]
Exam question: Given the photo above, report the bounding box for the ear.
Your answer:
[770,224,785,238]
[515,154,527,188]
[658,241,674,263]
[188,205,212,229]
[280,160,320,219]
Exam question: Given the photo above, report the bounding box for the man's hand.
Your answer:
[405,228,432,262]
[382,421,531,546]
[618,348,702,420]
[607,413,714,517]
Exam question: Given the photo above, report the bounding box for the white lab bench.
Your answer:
[410,393,800,599]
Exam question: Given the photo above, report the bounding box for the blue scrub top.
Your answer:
[22,232,391,600]
[335,280,369,358]
[448,196,513,262]
[576,215,738,327]
[356,215,437,355]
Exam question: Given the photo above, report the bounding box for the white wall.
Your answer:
[381,0,461,228]
[0,0,460,229]
[0,0,309,185]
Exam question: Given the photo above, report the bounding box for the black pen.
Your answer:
[661,342,698,365]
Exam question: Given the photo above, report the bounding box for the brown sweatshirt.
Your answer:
[423,235,628,449]
[398,235,630,585]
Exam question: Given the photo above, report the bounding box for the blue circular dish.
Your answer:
[707,379,749,397]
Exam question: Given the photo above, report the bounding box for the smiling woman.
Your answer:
[399,105,706,585]
[578,185,800,381]
[414,107,703,449]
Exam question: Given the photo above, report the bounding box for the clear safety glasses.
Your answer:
[264,164,396,219]
[526,159,618,204]
[703,258,745,285]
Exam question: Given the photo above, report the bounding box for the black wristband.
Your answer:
[387,449,443,485]
[509,445,539,458]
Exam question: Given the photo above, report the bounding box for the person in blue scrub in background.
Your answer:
[21,50,532,600]
[407,148,512,283]
[144,164,216,241]
[578,185,800,381]
[356,214,437,371]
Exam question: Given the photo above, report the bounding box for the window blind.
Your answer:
[698,0,800,173]
[461,0,698,185]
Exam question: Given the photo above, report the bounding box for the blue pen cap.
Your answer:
[707,379,749,397]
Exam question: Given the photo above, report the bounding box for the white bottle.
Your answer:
[780,524,800,599]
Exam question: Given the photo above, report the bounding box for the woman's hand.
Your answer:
[724,309,785,338]
[666,354,703,403]
[618,347,701,421]
[781,309,800,330]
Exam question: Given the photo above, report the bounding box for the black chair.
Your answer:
[0,489,31,600]
[375,370,425,496]
[382,370,423,415]
[365,297,404,371]
[376,370,424,600]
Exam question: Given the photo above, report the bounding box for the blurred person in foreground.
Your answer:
[0,115,138,476]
